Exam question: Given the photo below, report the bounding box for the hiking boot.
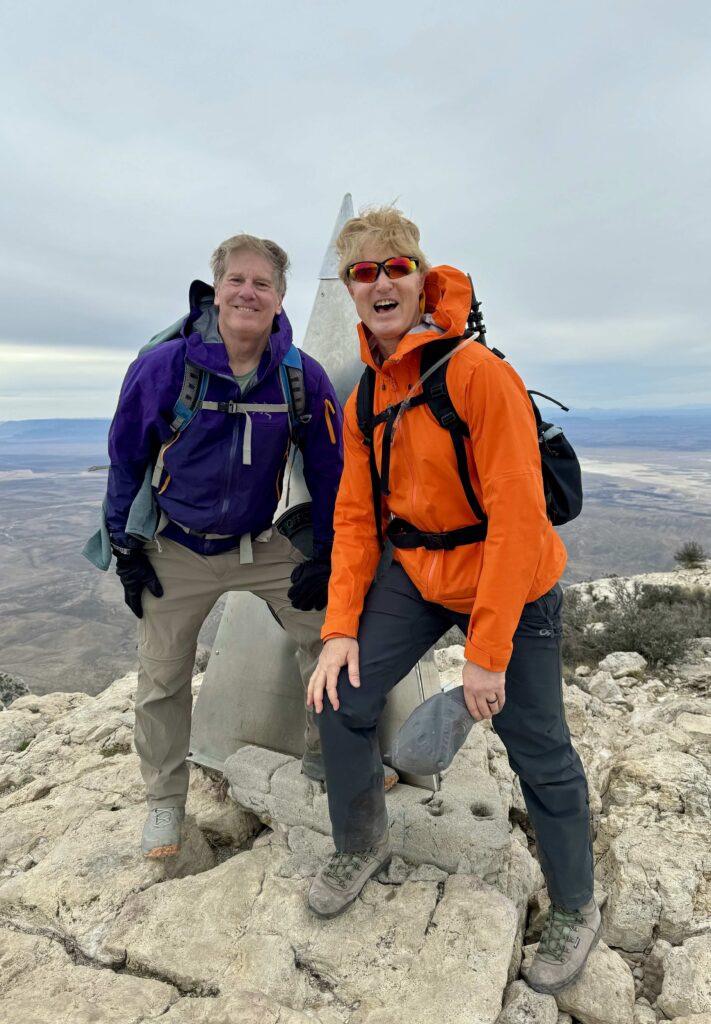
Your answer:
[308,831,392,919]
[523,898,602,994]
[301,753,399,792]
[141,806,185,858]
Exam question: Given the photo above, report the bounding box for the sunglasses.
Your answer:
[346,256,419,284]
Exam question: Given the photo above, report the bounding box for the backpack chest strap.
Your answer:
[198,400,289,465]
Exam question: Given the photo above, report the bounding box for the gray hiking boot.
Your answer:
[141,806,185,858]
[308,831,392,919]
[301,752,399,792]
[523,898,602,993]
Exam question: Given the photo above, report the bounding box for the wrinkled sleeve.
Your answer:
[462,359,550,671]
[105,357,168,545]
[300,359,344,559]
[321,395,382,639]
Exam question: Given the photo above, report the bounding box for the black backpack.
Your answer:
[355,282,583,551]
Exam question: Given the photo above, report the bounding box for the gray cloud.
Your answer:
[1,0,709,414]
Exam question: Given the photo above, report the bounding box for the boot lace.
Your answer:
[538,906,582,962]
[323,850,369,889]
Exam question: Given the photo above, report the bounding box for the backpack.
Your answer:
[355,282,583,551]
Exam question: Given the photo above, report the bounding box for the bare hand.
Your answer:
[462,661,506,721]
[307,638,360,713]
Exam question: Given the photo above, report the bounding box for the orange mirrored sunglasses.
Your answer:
[346,257,419,284]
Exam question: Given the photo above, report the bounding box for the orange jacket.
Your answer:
[322,265,567,672]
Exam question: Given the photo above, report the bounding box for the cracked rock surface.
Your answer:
[0,567,709,1023]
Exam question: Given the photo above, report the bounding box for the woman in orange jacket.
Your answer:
[305,206,598,994]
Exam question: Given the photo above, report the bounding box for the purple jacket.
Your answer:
[106,283,343,557]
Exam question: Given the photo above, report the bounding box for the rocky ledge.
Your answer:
[0,570,709,1024]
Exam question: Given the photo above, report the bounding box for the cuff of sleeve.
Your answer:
[312,538,333,560]
[321,632,356,642]
[321,612,361,641]
[109,531,143,552]
[463,636,511,673]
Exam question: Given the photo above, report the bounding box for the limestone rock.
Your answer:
[676,712,711,741]
[0,806,215,958]
[523,940,634,1024]
[632,1003,657,1024]
[0,711,38,753]
[0,926,177,1023]
[104,844,519,1023]
[226,745,512,879]
[598,652,648,679]
[434,643,466,688]
[603,751,710,819]
[596,818,709,950]
[186,764,260,850]
[497,979,558,1023]
[658,935,711,1018]
[157,990,320,1023]
[587,671,626,703]
[641,937,671,1003]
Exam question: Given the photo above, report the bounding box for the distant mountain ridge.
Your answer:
[0,419,111,443]
[2,408,710,450]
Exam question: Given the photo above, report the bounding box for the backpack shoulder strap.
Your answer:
[419,337,487,525]
[170,362,209,433]
[278,344,311,446]
[356,366,376,444]
[355,366,384,548]
[420,336,471,438]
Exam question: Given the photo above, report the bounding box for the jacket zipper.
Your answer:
[219,384,243,528]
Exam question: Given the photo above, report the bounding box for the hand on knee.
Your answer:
[307,637,360,713]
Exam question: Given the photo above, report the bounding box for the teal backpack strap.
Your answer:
[279,344,311,446]
[170,362,209,432]
[151,363,209,490]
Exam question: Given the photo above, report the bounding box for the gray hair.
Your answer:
[210,234,290,297]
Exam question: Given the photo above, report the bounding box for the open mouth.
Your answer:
[233,305,258,313]
[374,300,398,314]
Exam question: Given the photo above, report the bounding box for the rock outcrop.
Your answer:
[1,567,709,1022]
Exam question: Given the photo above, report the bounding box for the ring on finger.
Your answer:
[485,695,499,705]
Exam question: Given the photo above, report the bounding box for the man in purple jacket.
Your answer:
[107,234,343,857]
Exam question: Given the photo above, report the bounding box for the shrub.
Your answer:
[674,541,708,569]
[562,580,711,668]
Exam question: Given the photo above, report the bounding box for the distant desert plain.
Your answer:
[1,411,710,696]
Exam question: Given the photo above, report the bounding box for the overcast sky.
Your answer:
[1,0,709,419]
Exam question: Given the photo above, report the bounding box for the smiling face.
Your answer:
[214,249,283,347]
[346,247,426,357]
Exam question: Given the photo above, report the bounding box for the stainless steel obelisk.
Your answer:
[189,195,441,789]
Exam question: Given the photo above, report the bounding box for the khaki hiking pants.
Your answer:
[135,530,324,809]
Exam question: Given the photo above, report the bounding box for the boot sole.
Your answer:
[526,924,602,995]
[143,843,180,859]
[309,856,393,920]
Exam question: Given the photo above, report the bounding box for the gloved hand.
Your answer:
[112,545,163,619]
[287,555,331,611]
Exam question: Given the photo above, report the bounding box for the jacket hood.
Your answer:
[184,279,294,378]
[358,265,474,371]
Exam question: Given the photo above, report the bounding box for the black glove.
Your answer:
[112,545,163,619]
[287,555,331,611]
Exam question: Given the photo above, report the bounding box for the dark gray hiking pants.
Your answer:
[317,562,594,910]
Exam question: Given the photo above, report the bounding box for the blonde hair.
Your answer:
[336,206,431,282]
[210,234,289,297]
